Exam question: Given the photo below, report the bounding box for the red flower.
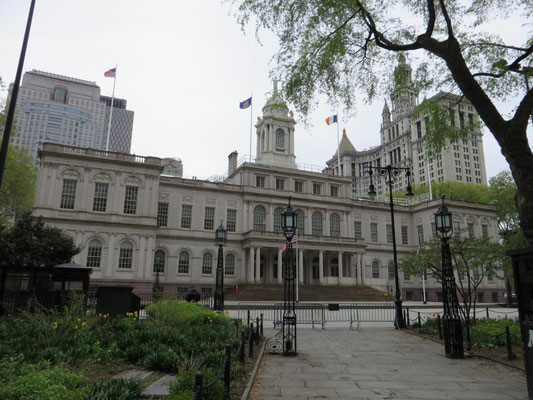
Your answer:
[35,313,40,318]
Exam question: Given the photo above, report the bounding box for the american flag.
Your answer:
[104,67,116,78]
[281,234,298,253]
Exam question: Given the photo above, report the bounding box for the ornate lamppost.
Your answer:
[281,197,298,356]
[214,221,227,311]
[368,165,414,329]
[434,196,464,358]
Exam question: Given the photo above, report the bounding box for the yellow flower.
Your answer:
[134,311,138,317]
[98,313,102,317]
[133,317,137,321]
[81,322,86,327]
[74,325,79,330]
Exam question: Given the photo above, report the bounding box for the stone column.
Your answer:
[248,247,254,283]
[146,236,155,280]
[255,247,261,283]
[298,249,304,284]
[338,251,343,280]
[105,234,116,278]
[319,250,325,284]
[277,248,283,283]
[359,253,364,285]
[350,253,355,283]
[137,236,146,279]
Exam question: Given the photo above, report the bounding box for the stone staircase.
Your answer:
[225,284,389,302]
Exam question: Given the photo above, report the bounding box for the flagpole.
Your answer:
[105,64,117,152]
[422,268,427,304]
[296,235,299,302]
[249,93,253,162]
[336,116,341,176]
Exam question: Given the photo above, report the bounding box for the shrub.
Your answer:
[170,369,225,400]
[0,357,87,400]
[86,378,143,400]
[470,318,521,348]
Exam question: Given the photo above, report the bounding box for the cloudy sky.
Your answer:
[0,1,530,180]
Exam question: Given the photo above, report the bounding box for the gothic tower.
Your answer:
[391,53,418,121]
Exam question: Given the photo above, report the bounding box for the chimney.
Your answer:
[228,151,238,175]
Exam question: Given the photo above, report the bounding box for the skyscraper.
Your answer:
[100,96,134,153]
[11,70,134,163]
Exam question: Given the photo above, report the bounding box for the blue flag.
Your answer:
[239,97,252,109]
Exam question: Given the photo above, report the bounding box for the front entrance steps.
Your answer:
[225,284,389,302]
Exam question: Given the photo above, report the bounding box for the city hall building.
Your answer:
[32,61,505,302]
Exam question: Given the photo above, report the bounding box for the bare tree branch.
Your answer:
[465,42,530,52]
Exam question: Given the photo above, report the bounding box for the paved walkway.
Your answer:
[250,328,527,400]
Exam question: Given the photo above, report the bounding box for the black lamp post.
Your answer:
[434,196,464,358]
[281,197,298,356]
[368,165,413,329]
[153,252,163,300]
[214,221,227,311]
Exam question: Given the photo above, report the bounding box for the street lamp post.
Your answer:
[214,221,227,311]
[368,165,414,329]
[434,196,464,358]
[281,197,298,356]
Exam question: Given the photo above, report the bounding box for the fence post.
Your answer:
[406,308,410,326]
[505,325,515,361]
[249,323,254,358]
[224,344,231,400]
[417,312,421,327]
[260,313,264,336]
[193,371,203,400]
[486,307,490,319]
[437,315,443,340]
[255,317,260,344]
[240,330,245,363]
[247,310,250,327]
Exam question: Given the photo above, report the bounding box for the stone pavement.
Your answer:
[249,328,527,400]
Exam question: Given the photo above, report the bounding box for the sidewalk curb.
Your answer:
[240,338,267,400]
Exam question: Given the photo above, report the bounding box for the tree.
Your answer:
[392,181,491,203]
[400,235,508,349]
[233,0,533,242]
[0,79,37,219]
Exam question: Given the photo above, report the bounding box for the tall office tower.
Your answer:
[100,96,134,153]
[10,70,134,164]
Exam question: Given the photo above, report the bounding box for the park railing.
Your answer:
[193,315,263,400]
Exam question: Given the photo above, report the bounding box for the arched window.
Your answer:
[273,207,284,233]
[330,213,340,237]
[312,211,323,236]
[178,251,190,274]
[388,262,395,280]
[253,205,266,231]
[154,249,166,273]
[372,261,380,278]
[118,241,133,269]
[86,239,102,269]
[202,252,213,275]
[275,128,285,149]
[225,253,235,276]
[330,257,339,277]
[53,87,67,103]
[295,209,305,235]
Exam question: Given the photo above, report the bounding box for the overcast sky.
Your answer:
[1,1,531,180]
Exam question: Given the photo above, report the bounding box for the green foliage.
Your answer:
[470,318,521,348]
[0,213,80,269]
[86,378,143,400]
[489,171,521,235]
[393,181,491,204]
[170,369,225,400]
[0,356,87,400]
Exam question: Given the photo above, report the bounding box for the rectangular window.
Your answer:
[276,178,285,190]
[401,225,408,245]
[330,186,338,197]
[294,181,303,192]
[459,111,465,128]
[416,224,424,243]
[477,292,484,303]
[386,224,393,244]
[157,202,169,227]
[431,222,436,237]
[482,224,488,238]
[86,245,102,269]
[204,207,215,230]
[370,223,378,242]
[416,121,422,139]
[227,209,237,232]
[388,265,395,280]
[406,291,413,301]
[92,182,109,212]
[118,247,133,269]
[181,204,193,229]
[123,186,138,214]
[256,176,265,187]
[354,221,362,239]
[491,292,499,303]
[313,183,321,195]
[468,223,475,238]
[60,179,77,209]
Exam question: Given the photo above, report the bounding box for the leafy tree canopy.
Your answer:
[488,170,520,233]
[391,180,491,203]
[232,0,533,242]
[0,213,80,269]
